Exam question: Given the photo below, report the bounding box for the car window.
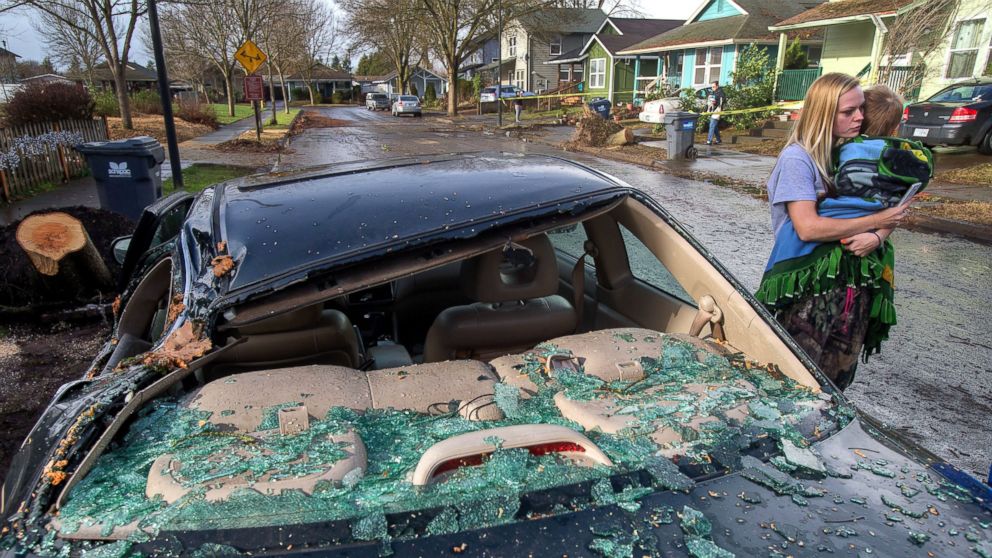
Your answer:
[548,225,595,272]
[928,83,992,102]
[401,96,418,101]
[619,224,693,304]
[149,201,190,249]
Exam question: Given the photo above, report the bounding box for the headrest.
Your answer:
[235,304,323,335]
[461,234,559,303]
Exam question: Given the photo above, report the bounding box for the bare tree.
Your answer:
[2,0,146,129]
[340,0,426,95]
[259,0,303,117]
[159,0,281,118]
[296,0,339,105]
[35,5,104,84]
[877,0,959,100]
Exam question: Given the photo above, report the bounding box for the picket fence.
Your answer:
[0,119,108,202]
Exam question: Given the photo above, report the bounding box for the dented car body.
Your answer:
[1,153,990,557]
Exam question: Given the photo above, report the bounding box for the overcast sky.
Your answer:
[0,0,703,67]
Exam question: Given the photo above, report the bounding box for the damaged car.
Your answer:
[1,153,990,557]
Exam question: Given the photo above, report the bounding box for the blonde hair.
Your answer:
[862,85,904,136]
[787,72,861,187]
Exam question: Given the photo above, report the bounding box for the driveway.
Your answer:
[279,107,992,479]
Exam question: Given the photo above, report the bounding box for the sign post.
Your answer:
[235,40,268,142]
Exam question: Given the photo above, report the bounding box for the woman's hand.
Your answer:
[872,205,909,230]
[841,232,881,257]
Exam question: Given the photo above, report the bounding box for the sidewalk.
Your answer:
[182,101,286,148]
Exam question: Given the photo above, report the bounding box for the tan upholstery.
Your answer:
[216,308,361,370]
[424,234,577,362]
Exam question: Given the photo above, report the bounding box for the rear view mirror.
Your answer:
[111,236,131,265]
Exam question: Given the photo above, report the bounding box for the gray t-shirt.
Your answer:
[767,143,826,235]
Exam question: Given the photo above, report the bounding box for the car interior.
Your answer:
[55,195,836,541]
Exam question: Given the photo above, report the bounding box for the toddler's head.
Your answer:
[861,85,904,136]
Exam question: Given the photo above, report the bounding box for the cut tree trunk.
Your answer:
[606,128,634,146]
[15,212,113,290]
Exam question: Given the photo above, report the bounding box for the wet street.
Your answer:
[283,106,992,478]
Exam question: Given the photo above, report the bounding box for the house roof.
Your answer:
[19,74,73,84]
[618,0,822,54]
[0,47,20,58]
[546,46,587,65]
[80,62,158,82]
[518,8,607,34]
[285,65,352,81]
[478,57,516,72]
[770,0,918,29]
[373,66,447,83]
[587,18,684,56]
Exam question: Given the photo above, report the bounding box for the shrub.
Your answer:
[724,43,776,130]
[425,83,437,103]
[330,91,344,104]
[175,96,219,129]
[3,82,95,126]
[472,74,483,97]
[130,90,162,115]
[92,89,120,117]
[290,87,308,102]
[783,37,808,70]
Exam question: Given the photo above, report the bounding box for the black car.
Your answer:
[900,78,992,154]
[2,154,990,557]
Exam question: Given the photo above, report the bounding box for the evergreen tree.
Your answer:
[783,38,808,70]
[330,54,341,70]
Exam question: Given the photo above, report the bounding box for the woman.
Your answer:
[756,73,908,390]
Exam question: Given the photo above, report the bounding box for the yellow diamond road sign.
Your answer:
[235,40,267,74]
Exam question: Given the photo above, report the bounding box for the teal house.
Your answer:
[615,0,822,98]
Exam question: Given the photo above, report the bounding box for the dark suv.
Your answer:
[900,78,992,154]
[365,92,390,111]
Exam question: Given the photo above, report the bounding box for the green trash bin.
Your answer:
[76,136,165,220]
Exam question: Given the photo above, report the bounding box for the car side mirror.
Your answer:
[111,236,132,265]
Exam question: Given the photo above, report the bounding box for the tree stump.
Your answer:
[15,212,113,289]
[606,128,634,146]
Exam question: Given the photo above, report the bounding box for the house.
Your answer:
[19,74,74,86]
[80,61,159,92]
[498,7,607,93]
[575,17,684,103]
[0,46,20,82]
[278,65,353,101]
[770,0,991,102]
[616,0,823,97]
[378,66,449,96]
[461,37,500,80]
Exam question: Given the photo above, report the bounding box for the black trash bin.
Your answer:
[76,136,165,220]
[587,99,612,120]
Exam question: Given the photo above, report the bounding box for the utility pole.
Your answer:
[497,0,502,128]
[147,0,184,190]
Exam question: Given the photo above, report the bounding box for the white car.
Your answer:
[638,97,682,124]
[391,95,422,117]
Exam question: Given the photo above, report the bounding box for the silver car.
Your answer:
[392,95,422,117]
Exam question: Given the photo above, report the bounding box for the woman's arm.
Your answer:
[787,201,907,242]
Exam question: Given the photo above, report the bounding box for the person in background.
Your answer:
[706,80,727,145]
[514,91,524,124]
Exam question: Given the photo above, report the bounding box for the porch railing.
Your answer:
[776,68,822,101]
[878,66,922,102]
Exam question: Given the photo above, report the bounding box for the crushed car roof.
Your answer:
[215,153,627,291]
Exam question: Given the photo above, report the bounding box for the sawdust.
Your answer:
[141,321,212,369]
[165,293,184,327]
[211,255,235,277]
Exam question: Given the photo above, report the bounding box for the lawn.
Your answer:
[210,103,256,125]
[262,108,301,130]
[164,163,254,194]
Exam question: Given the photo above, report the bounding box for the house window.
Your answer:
[551,36,562,56]
[509,36,517,57]
[515,69,524,89]
[590,58,606,88]
[946,19,985,79]
[693,47,722,86]
[559,65,571,83]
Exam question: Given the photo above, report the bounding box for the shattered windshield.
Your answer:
[58,330,849,547]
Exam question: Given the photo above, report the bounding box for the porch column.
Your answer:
[772,32,787,101]
[633,56,641,98]
[867,15,889,85]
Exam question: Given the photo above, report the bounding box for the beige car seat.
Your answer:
[423,234,576,362]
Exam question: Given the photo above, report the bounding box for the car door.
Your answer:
[114,191,194,291]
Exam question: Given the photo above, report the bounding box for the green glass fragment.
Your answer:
[908,530,930,546]
[685,537,735,558]
[679,506,712,539]
[190,543,243,557]
[79,541,132,558]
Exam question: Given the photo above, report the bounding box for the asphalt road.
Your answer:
[282,106,992,478]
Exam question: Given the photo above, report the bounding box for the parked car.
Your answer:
[639,88,708,124]
[2,154,990,557]
[479,85,536,103]
[391,94,421,117]
[365,92,390,111]
[900,78,992,154]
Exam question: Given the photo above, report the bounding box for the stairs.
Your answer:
[731,118,794,145]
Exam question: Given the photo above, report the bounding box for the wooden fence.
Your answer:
[0,119,108,202]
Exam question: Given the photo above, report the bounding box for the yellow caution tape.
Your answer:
[491,90,803,118]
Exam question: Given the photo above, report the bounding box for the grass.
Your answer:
[163,163,254,194]
[936,162,992,186]
[210,104,256,125]
[520,106,584,121]
[262,108,301,130]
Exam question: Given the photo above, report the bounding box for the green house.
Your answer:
[576,18,683,104]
